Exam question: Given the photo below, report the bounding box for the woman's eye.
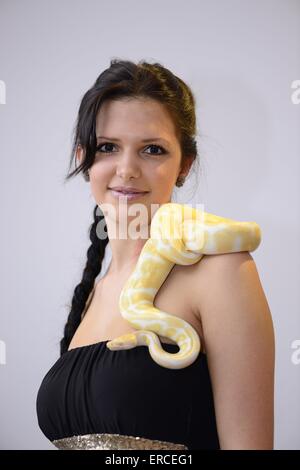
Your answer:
[96,142,116,153]
[96,142,166,156]
[144,144,166,155]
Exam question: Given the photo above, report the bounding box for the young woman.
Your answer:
[36,59,275,450]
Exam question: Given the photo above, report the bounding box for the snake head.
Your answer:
[106,333,138,351]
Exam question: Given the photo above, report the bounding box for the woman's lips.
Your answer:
[109,189,149,200]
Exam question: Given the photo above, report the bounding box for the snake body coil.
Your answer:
[107,203,261,369]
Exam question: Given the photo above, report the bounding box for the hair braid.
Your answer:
[60,204,108,356]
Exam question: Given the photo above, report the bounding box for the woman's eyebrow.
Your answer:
[96,135,170,145]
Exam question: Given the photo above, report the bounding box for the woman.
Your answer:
[36,59,275,450]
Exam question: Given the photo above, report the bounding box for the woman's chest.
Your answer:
[70,262,205,350]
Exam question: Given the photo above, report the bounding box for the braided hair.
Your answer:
[60,205,108,355]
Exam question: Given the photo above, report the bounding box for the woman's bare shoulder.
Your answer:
[190,251,257,317]
[190,251,275,449]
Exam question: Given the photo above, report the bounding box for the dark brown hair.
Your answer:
[60,58,199,356]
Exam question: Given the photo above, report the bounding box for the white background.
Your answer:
[0,0,299,449]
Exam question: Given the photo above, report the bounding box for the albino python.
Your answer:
[106,203,261,369]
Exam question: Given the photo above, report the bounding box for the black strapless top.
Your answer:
[36,340,220,450]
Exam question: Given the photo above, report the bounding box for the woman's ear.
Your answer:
[179,156,194,179]
[75,144,90,181]
[76,144,84,166]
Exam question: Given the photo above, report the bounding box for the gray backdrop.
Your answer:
[0,0,299,450]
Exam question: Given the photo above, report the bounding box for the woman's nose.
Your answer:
[116,151,141,179]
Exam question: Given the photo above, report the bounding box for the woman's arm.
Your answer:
[192,251,275,450]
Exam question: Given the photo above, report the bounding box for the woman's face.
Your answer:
[78,97,186,227]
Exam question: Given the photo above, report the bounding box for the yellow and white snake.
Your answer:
[106,203,261,369]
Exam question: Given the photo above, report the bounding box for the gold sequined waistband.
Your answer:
[52,432,189,450]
